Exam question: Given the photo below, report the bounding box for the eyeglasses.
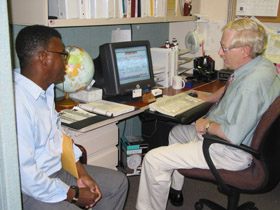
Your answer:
[220,43,234,53]
[220,42,244,53]
[46,50,69,61]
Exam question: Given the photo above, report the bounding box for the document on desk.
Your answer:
[149,93,205,117]
[59,108,96,124]
[78,100,136,117]
[59,108,110,130]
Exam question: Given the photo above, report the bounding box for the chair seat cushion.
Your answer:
[178,158,265,192]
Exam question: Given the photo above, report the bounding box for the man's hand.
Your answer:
[195,118,229,141]
[195,118,209,135]
[73,161,102,208]
[76,187,100,208]
[67,185,100,208]
[77,176,102,203]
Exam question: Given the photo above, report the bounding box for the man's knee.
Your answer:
[143,147,163,168]
[169,124,184,144]
[113,170,128,193]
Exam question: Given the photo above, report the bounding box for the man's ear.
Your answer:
[38,50,49,67]
[241,45,252,58]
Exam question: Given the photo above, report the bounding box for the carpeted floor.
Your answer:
[124,175,280,210]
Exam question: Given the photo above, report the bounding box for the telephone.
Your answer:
[193,56,217,82]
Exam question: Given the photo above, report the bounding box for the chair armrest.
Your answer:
[203,134,260,158]
[201,134,257,194]
[75,144,87,164]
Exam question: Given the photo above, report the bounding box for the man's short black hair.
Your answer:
[15,25,62,69]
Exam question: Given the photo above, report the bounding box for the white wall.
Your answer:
[199,0,228,21]
[169,0,229,70]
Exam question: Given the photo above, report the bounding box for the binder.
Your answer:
[140,0,150,17]
[91,0,109,18]
[116,0,124,18]
[49,0,79,19]
[79,0,91,19]
[167,0,179,16]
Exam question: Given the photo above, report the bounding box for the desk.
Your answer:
[62,80,225,170]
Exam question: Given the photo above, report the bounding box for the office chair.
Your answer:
[178,96,280,210]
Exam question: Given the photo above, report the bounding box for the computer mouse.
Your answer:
[188,92,198,98]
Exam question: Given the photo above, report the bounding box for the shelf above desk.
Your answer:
[48,16,197,27]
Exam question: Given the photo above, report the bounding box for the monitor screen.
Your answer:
[115,46,151,85]
[93,40,155,101]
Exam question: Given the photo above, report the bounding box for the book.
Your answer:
[131,0,136,17]
[78,100,136,117]
[167,0,179,16]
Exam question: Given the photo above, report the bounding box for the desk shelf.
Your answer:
[10,0,197,27]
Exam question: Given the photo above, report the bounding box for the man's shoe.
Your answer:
[168,188,184,206]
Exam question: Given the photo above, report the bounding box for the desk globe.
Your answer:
[56,46,94,110]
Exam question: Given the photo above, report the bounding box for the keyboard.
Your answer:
[149,92,205,117]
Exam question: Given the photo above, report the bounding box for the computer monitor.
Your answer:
[93,40,155,101]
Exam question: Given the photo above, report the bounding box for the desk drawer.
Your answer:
[87,146,118,170]
[73,123,118,155]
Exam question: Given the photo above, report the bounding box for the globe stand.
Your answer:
[55,93,77,112]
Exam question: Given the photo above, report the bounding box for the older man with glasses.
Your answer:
[136,18,280,210]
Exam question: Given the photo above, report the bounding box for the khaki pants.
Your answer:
[136,124,252,210]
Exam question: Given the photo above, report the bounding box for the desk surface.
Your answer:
[163,80,225,96]
[128,80,225,108]
[62,80,226,133]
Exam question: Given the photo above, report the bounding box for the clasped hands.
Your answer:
[76,175,102,209]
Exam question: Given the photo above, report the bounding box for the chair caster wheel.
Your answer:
[240,201,258,210]
[195,201,203,210]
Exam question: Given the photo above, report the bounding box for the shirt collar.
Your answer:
[233,56,262,79]
[14,71,55,103]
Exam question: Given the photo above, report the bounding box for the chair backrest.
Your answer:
[251,96,280,192]
[251,96,280,151]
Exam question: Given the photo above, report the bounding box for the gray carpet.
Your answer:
[124,175,280,210]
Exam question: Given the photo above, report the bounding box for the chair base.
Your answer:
[194,199,258,210]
